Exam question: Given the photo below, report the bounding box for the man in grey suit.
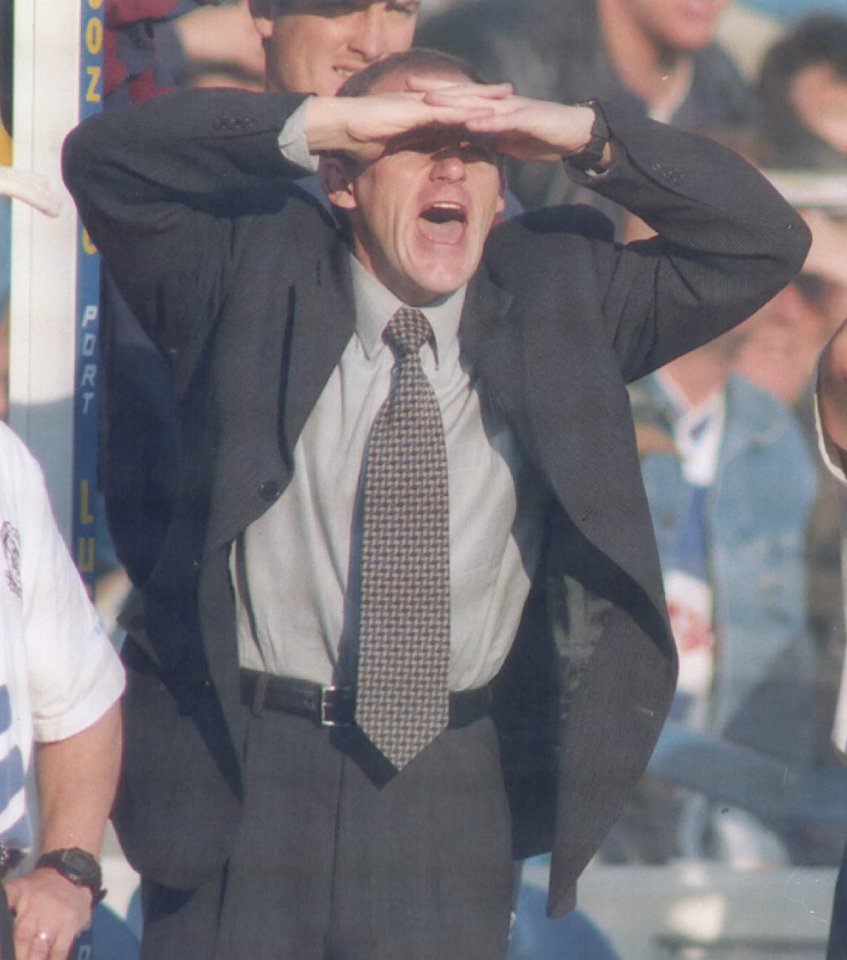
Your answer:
[63,48,809,960]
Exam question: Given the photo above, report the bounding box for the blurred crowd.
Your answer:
[3,0,847,873]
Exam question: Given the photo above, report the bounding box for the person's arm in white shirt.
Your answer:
[4,704,122,960]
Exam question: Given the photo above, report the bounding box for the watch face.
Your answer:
[63,849,98,881]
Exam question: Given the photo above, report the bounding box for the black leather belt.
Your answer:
[240,668,491,729]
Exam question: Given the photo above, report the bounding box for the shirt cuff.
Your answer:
[278,98,319,174]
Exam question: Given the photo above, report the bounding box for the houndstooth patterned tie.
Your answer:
[356,307,451,770]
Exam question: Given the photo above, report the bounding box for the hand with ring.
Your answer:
[3,867,93,960]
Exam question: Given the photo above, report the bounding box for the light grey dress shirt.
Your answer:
[231,117,546,692]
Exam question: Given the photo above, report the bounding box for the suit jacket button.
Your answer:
[259,478,281,501]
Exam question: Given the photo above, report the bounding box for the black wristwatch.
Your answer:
[571,100,611,173]
[35,848,107,904]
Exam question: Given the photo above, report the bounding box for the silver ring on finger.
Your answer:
[36,930,54,945]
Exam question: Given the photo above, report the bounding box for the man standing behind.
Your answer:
[251,0,420,95]
[63,49,808,960]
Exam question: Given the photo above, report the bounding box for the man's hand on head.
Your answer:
[413,78,610,168]
[303,86,506,161]
[4,868,93,960]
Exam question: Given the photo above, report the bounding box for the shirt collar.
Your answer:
[349,253,467,364]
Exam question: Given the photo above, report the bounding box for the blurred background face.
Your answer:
[252,0,420,95]
[789,63,847,156]
[731,275,842,405]
[623,0,729,55]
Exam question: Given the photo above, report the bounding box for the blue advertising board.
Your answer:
[73,0,103,592]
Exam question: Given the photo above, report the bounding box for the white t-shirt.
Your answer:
[0,422,124,849]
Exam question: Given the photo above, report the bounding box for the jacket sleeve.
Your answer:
[62,88,311,353]
[583,101,810,380]
[493,101,811,384]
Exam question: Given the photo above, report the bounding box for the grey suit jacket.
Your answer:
[63,88,809,915]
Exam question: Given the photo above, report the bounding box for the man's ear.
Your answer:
[249,0,275,38]
[319,156,358,211]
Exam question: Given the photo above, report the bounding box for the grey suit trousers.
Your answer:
[140,706,514,960]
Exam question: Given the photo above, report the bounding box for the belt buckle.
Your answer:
[320,686,354,727]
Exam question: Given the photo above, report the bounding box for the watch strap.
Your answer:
[35,848,107,904]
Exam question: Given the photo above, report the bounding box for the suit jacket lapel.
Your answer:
[206,240,355,551]
[281,240,356,459]
[459,267,529,439]
[464,264,668,625]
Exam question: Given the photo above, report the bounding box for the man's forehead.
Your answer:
[364,69,500,164]
[370,67,469,95]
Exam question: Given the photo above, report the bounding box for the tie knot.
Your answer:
[385,307,432,359]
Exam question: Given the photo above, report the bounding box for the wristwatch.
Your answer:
[35,848,107,904]
[571,100,611,173]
